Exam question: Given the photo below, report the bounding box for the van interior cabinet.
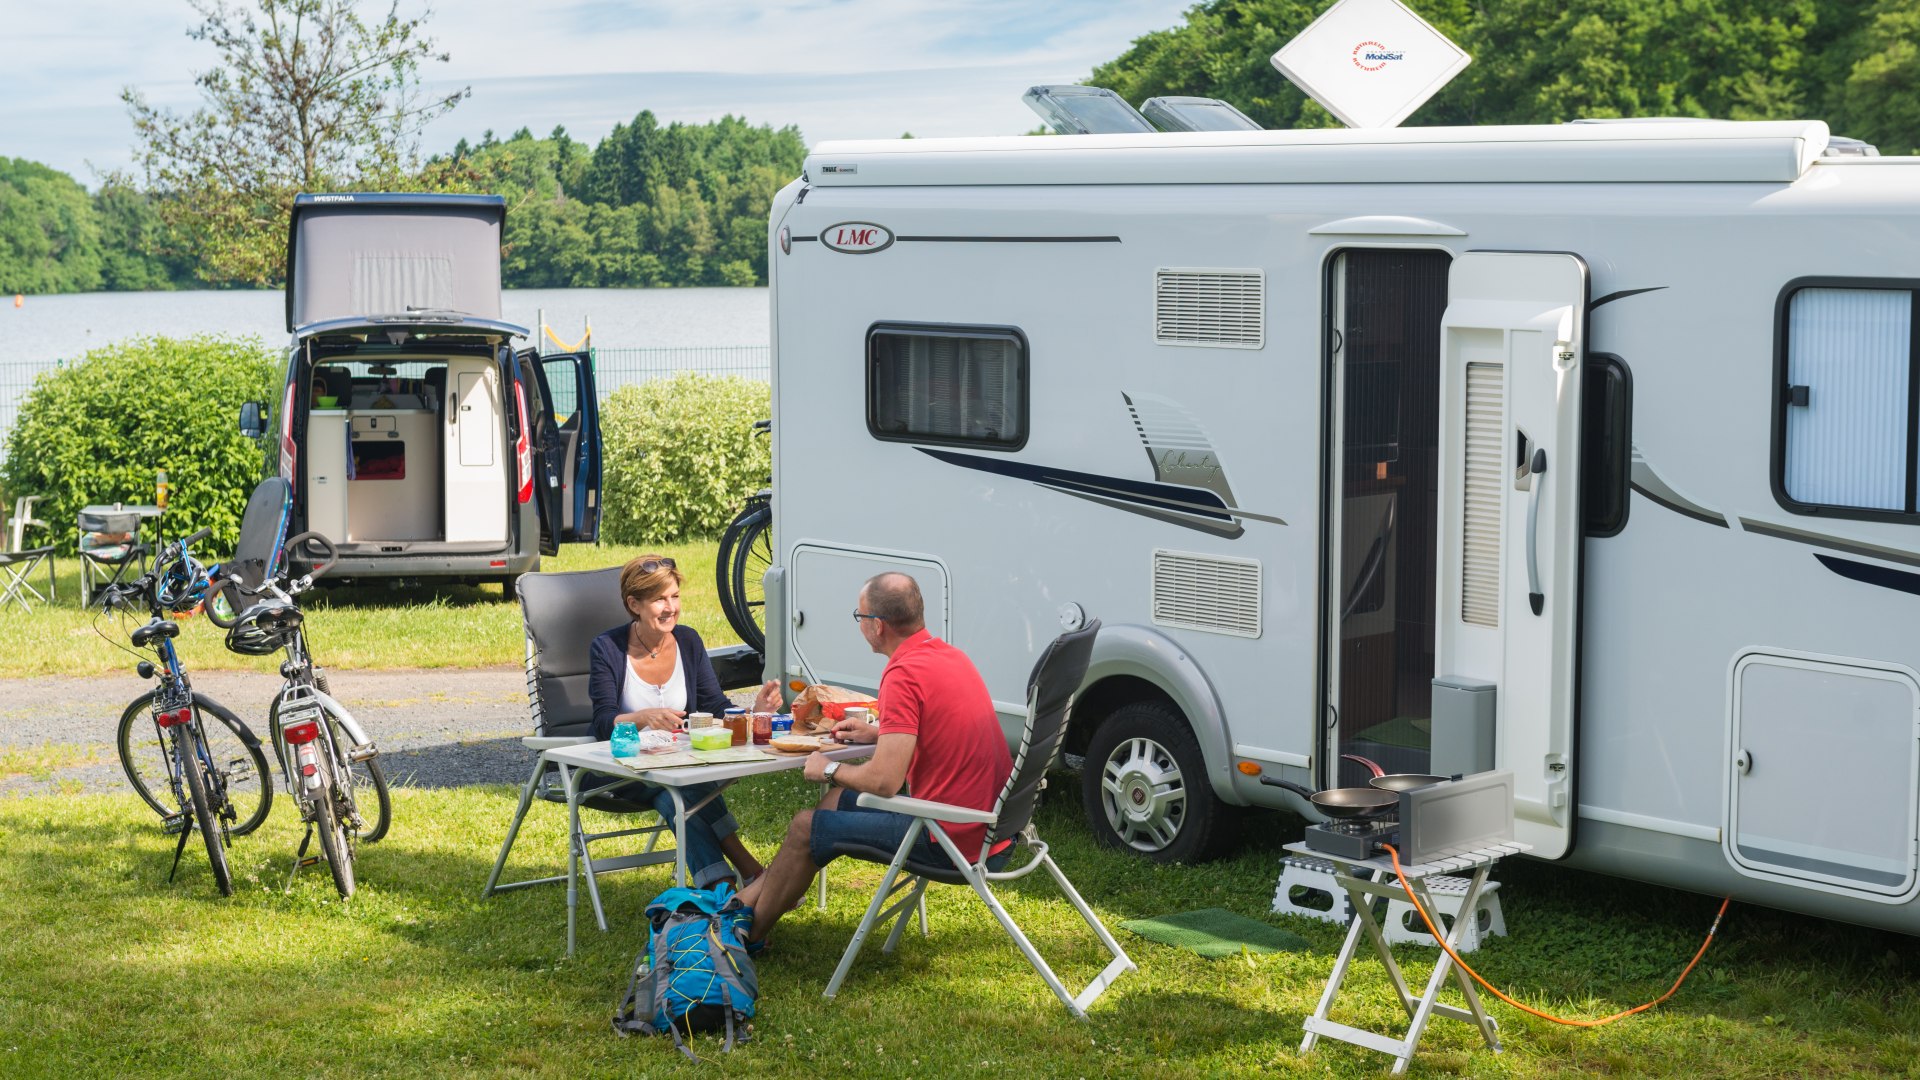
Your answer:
[305,409,351,541]
[444,358,508,542]
[347,411,440,542]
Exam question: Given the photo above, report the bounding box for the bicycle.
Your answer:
[715,418,772,653]
[208,525,390,899]
[102,528,273,897]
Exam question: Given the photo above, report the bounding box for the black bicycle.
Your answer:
[209,521,389,899]
[104,529,273,897]
[716,418,772,652]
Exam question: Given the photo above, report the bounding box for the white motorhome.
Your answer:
[760,119,1920,934]
[241,194,603,591]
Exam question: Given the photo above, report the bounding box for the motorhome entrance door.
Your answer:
[1434,251,1587,859]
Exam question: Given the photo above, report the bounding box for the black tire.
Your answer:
[177,732,234,897]
[119,692,272,837]
[312,771,356,899]
[1080,700,1240,863]
[722,501,772,653]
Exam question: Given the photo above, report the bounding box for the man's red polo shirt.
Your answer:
[877,629,1011,857]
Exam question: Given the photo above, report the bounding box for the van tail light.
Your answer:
[279,379,299,488]
[155,707,192,728]
[513,378,534,505]
[283,719,321,745]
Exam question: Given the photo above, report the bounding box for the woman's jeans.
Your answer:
[585,776,740,888]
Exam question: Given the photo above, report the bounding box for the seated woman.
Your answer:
[588,554,781,889]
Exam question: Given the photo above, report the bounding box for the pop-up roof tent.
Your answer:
[284,193,506,333]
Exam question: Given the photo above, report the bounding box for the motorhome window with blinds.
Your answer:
[867,325,1028,450]
[1777,284,1920,517]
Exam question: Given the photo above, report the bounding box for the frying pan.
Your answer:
[1259,776,1399,819]
[1340,752,1456,794]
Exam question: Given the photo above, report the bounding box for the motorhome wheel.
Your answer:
[1080,701,1237,863]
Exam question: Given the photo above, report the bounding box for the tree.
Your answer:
[120,0,469,286]
[0,158,104,295]
[1839,0,1920,153]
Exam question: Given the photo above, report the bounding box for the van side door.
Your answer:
[539,351,602,544]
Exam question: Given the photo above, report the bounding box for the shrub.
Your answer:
[599,372,769,544]
[3,335,278,555]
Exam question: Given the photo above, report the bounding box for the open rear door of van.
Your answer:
[523,349,603,550]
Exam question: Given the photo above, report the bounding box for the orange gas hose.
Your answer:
[1382,844,1729,1027]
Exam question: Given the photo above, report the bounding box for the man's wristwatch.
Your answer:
[823,760,842,786]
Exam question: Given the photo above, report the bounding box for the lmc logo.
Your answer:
[821,221,894,253]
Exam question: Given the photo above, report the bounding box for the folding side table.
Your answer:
[1286,838,1528,1074]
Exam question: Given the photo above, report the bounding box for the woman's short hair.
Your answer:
[620,554,683,614]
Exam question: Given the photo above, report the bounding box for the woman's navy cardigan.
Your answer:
[587,623,732,740]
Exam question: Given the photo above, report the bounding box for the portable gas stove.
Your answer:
[1302,815,1401,861]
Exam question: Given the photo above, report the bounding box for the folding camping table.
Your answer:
[1287,838,1529,1074]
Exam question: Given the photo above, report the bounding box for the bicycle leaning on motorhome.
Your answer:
[104,527,273,897]
[208,486,391,898]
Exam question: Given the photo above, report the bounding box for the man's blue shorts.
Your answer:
[808,789,1010,872]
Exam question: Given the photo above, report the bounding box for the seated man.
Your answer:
[734,571,1012,947]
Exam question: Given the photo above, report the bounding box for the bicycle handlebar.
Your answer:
[284,531,339,581]
[181,527,213,549]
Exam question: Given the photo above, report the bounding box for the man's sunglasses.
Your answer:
[637,558,677,573]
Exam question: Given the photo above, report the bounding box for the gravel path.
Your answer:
[0,668,542,798]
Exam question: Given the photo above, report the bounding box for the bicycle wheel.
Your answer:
[331,713,391,846]
[177,732,234,897]
[311,770,356,899]
[725,501,772,653]
[119,692,272,836]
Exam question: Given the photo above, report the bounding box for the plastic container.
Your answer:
[690,726,732,752]
[770,714,794,738]
[610,721,640,759]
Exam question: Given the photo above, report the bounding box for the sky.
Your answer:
[2,0,1196,185]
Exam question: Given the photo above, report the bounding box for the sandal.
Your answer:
[745,937,772,958]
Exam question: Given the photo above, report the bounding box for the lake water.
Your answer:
[0,286,771,368]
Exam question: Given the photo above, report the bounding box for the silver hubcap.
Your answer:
[1099,736,1186,852]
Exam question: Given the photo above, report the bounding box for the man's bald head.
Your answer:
[861,572,925,633]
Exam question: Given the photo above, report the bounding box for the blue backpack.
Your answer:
[613,882,759,1057]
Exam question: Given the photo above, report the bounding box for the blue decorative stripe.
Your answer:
[917,447,1236,522]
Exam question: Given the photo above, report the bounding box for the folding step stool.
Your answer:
[1272,853,1353,925]
[1383,874,1506,952]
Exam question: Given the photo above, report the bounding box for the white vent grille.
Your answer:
[1152,549,1261,638]
[1461,362,1504,628]
[1155,268,1265,349]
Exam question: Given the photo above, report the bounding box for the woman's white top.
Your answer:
[622,647,687,715]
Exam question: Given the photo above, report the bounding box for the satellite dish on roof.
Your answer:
[1270,0,1470,129]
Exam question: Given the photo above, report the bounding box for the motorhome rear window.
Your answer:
[1773,281,1920,519]
[867,325,1028,450]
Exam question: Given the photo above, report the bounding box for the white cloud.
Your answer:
[0,0,1195,182]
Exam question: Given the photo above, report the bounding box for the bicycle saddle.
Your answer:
[130,621,180,647]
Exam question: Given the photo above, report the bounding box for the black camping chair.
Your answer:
[77,507,150,609]
[819,619,1135,1018]
[481,566,677,954]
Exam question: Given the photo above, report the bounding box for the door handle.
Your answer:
[1525,448,1547,615]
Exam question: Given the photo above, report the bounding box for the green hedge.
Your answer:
[599,372,769,544]
[3,335,278,555]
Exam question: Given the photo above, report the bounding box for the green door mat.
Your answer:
[1119,909,1310,958]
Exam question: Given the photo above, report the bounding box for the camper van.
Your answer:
[760,119,1920,935]
[241,193,602,590]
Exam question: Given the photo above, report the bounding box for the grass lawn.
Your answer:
[0,541,734,677]
[4,774,1919,1078]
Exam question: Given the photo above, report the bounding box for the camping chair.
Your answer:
[481,566,677,947]
[77,507,150,609]
[0,497,56,611]
[820,619,1136,1018]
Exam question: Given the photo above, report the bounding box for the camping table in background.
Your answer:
[1287,838,1529,1075]
[542,740,869,955]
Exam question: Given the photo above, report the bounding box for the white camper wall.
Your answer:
[443,357,507,543]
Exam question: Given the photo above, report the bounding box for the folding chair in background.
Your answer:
[0,496,56,611]
[482,566,677,947]
[77,507,149,609]
[821,618,1136,1018]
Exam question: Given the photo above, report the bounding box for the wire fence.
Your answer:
[0,344,770,465]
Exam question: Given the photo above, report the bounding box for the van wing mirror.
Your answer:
[238,401,265,438]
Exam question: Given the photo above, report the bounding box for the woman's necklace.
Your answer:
[632,626,671,661]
